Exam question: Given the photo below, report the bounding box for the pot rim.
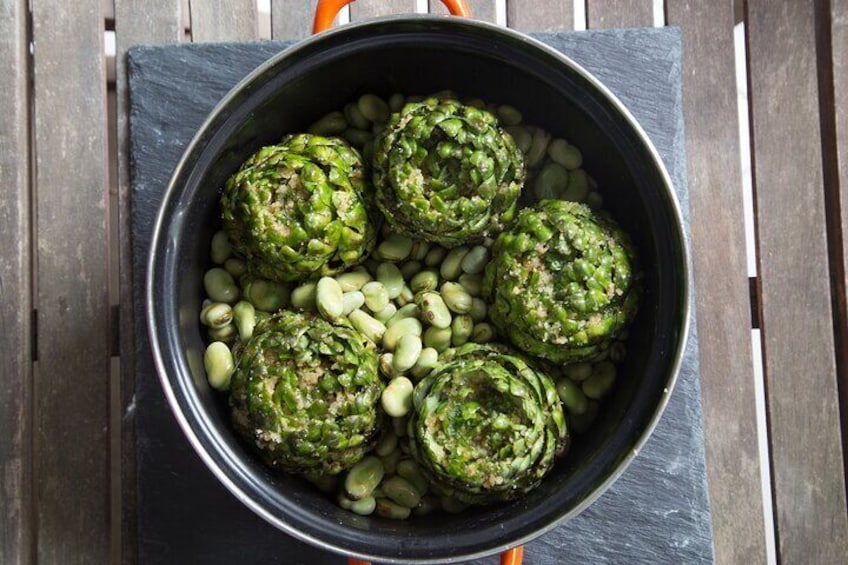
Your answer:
[146,13,691,564]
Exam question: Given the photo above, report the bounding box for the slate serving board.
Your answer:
[129,27,713,564]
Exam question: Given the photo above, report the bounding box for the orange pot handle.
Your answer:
[347,546,524,565]
[313,0,472,34]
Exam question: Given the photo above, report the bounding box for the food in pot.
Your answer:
[483,199,639,363]
[220,133,379,283]
[200,92,637,519]
[372,97,525,247]
[228,310,383,475]
[407,343,568,504]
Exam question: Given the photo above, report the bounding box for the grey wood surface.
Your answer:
[746,0,848,562]
[30,0,111,562]
[664,2,767,564]
[586,0,652,28]
[430,0,496,23]
[0,1,33,564]
[113,2,183,564]
[350,0,417,20]
[189,0,258,41]
[271,0,319,40]
[827,0,848,481]
[507,0,572,31]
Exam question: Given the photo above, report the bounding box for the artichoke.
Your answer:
[407,343,568,504]
[372,98,525,247]
[229,310,383,475]
[483,199,639,363]
[221,134,379,283]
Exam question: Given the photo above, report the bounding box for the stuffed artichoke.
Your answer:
[221,134,379,282]
[229,310,383,475]
[407,343,568,504]
[483,199,639,363]
[372,98,525,247]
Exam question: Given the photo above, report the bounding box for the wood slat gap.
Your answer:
[749,277,761,329]
[813,0,848,507]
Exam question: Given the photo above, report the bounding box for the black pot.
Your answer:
[147,15,690,564]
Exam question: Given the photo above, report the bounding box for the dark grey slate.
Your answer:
[129,27,712,564]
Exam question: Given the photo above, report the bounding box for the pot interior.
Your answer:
[152,17,687,563]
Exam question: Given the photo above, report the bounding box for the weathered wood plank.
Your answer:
[350,0,416,20]
[746,0,848,562]
[507,0,573,31]
[113,2,183,563]
[189,0,258,41]
[586,0,652,28]
[826,0,848,491]
[663,3,767,563]
[430,0,496,24]
[271,0,318,40]
[0,1,33,563]
[30,0,111,562]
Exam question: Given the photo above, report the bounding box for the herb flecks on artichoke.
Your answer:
[229,310,383,475]
[373,98,525,247]
[221,134,379,283]
[408,343,568,504]
[484,200,639,363]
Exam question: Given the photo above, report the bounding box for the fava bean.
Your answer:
[244,279,290,311]
[373,303,398,324]
[534,161,569,200]
[344,102,370,130]
[497,104,522,126]
[232,301,256,341]
[505,125,532,153]
[362,281,390,312]
[386,303,420,328]
[349,309,386,343]
[441,282,473,314]
[440,496,468,514]
[460,245,489,275]
[358,94,390,123]
[423,245,447,267]
[451,314,474,346]
[343,128,372,147]
[399,260,423,281]
[208,324,237,345]
[305,472,338,494]
[583,361,616,399]
[375,431,399,457]
[308,110,347,135]
[470,322,496,343]
[376,233,414,262]
[410,240,430,261]
[290,282,317,311]
[440,246,469,281]
[201,302,232,328]
[526,126,551,168]
[563,362,593,381]
[210,230,232,264]
[345,456,384,500]
[223,257,246,278]
[376,498,411,520]
[382,376,414,417]
[556,377,589,415]
[469,297,488,322]
[413,495,440,516]
[336,269,372,292]
[376,262,405,299]
[586,191,604,210]
[380,446,402,474]
[204,268,239,303]
[423,326,452,352]
[204,342,235,390]
[419,292,452,329]
[382,476,421,509]
[410,270,440,293]
[609,341,627,363]
[316,276,344,320]
[393,334,423,373]
[382,317,423,351]
[351,496,376,516]
[342,290,366,316]
[549,138,583,170]
[396,285,415,306]
[396,459,429,496]
[410,347,439,380]
[561,168,590,202]
[379,353,400,379]
[571,399,599,433]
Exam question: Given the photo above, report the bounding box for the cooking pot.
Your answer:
[146,1,690,563]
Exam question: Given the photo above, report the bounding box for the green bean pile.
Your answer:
[198,91,631,519]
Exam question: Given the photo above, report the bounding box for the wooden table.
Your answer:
[2,0,847,563]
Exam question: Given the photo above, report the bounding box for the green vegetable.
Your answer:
[373,98,525,246]
[221,134,379,282]
[345,455,384,499]
[484,200,640,363]
[204,341,235,390]
[407,344,568,505]
[204,268,239,304]
[228,311,383,475]
[382,376,414,418]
